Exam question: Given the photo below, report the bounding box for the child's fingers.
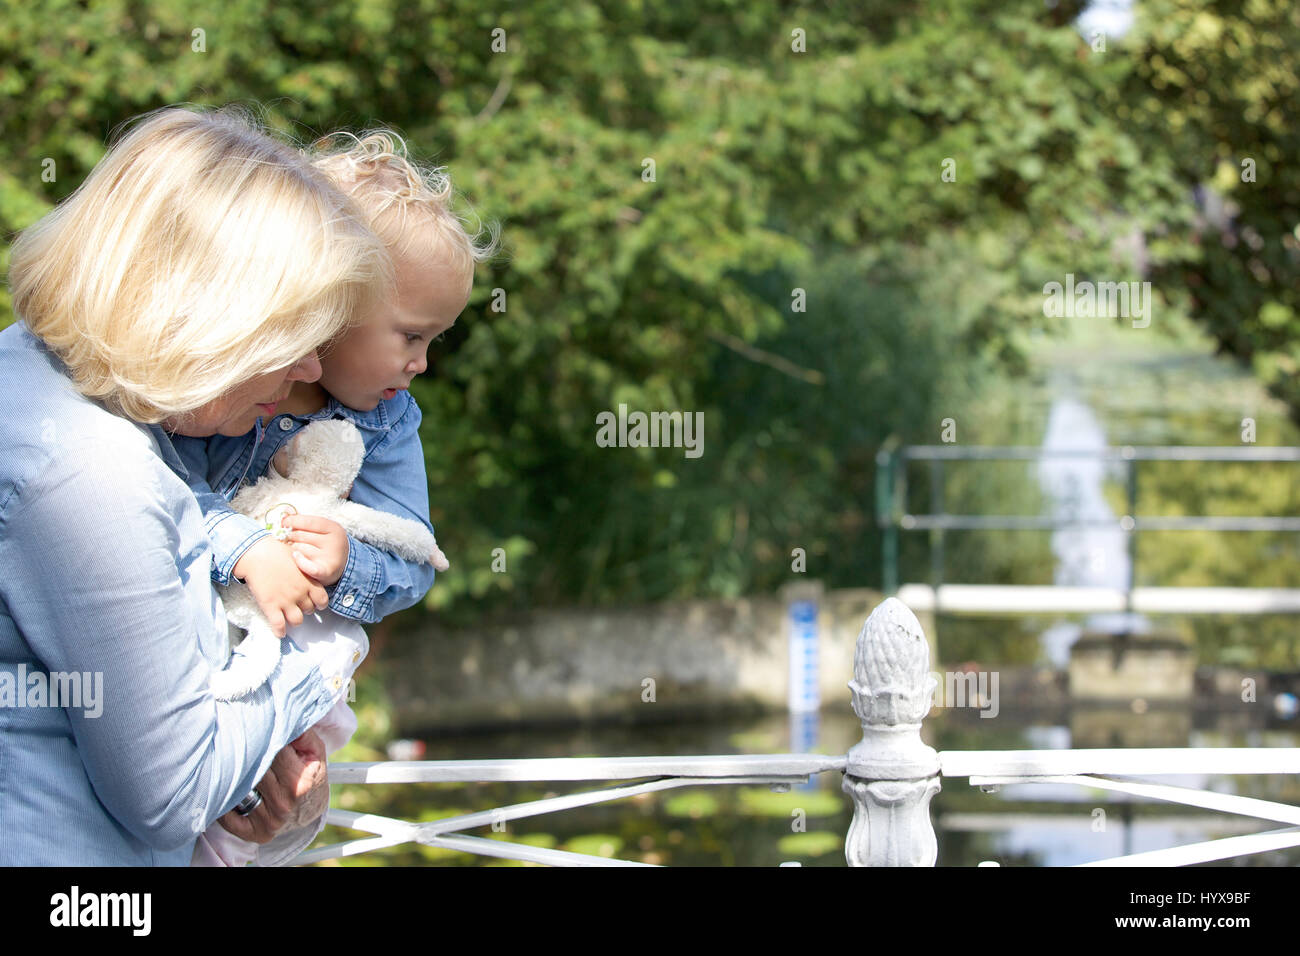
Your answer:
[308,584,329,611]
[291,541,326,562]
[283,527,331,547]
[292,549,323,580]
[257,605,287,639]
[283,515,338,534]
[282,526,348,554]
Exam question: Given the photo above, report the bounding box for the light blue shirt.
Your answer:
[172,386,438,624]
[0,321,345,865]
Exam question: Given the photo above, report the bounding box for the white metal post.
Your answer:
[842,597,941,865]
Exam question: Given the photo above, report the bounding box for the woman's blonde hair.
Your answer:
[308,130,497,298]
[8,105,394,423]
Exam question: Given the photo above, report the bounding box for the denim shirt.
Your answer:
[0,322,346,865]
[171,387,438,624]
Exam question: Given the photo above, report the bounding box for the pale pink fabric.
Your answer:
[191,699,357,867]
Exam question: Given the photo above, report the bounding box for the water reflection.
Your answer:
[1038,397,1131,595]
[1037,396,1148,669]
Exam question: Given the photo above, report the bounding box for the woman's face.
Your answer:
[164,352,322,437]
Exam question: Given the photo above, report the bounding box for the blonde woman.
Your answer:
[0,106,392,864]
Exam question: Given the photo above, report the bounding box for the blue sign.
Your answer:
[788,599,820,715]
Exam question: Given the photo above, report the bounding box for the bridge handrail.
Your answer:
[875,442,1300,597]
[898,445,1300,461]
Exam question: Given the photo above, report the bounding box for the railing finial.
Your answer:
[842,597,941,866]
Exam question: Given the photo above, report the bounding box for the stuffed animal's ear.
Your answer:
[271,445,291,479]
[277,430,306,476]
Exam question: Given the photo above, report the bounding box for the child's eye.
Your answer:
[405,333,423,343]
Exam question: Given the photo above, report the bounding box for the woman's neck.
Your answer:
[278,380,329,416]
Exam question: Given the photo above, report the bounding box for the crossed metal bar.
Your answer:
[951,747,1300,866]
[293,748,1300,866]
[294,754,845,866]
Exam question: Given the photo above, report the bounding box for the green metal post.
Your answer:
[930,457,945,595]
[1126,456,1138,615]
[876,440,899,595]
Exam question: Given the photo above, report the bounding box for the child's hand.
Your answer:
[232,537,330,637]
[281,515,350,587]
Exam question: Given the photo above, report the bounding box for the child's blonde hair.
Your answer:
[309,130,497,298]
[8,106,393,423]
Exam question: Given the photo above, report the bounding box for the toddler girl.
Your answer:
[178,131,496,865]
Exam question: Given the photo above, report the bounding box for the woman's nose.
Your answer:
[289,351,322,382]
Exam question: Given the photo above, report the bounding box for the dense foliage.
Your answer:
[1122,0,1300,410]
[2,0,1295,616]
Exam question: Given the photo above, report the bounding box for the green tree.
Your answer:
[1120,0,1300,419]
[1,0,1241,613]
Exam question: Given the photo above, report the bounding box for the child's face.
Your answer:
[317,251,470,411]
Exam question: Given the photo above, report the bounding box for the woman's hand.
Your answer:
[232,537,330,636]
[281,515,350,587]
[217,730,329,843]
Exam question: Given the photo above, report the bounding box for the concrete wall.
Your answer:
[379,584,892,734]
[1067,631,1195,702]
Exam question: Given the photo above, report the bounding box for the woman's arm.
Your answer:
[0,436,343,851]
[172,432,274,587]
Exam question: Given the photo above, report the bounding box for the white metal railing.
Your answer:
[295,597,1300,866]
[898,583,1300,614]
[295,755,843,866]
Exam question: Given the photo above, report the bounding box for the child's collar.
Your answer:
[303,391,399,430]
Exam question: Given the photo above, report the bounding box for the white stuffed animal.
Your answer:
[210,419,449,700]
